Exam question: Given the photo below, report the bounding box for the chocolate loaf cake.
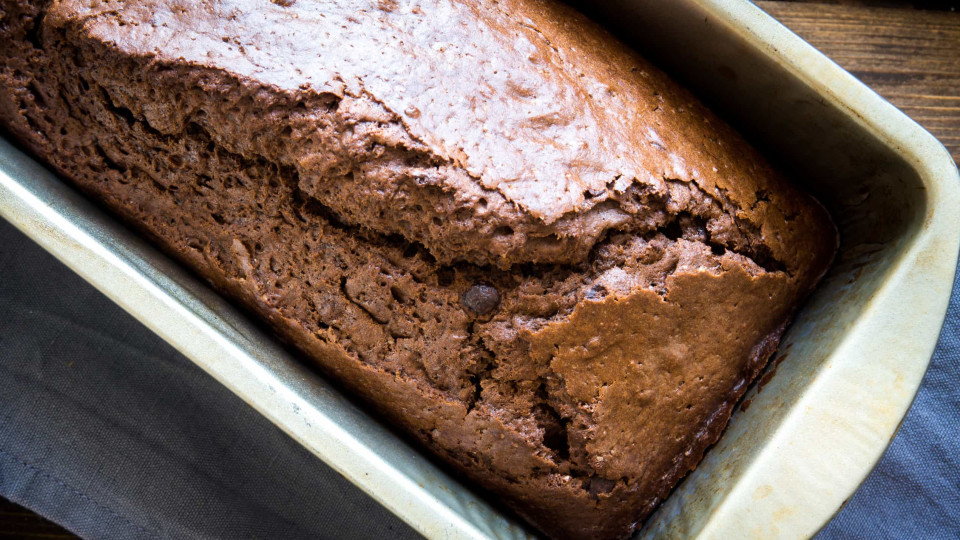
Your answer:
[0,0,837,538]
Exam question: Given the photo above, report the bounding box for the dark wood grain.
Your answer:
[759,1,960,162]
[2,2,958,538]
[776,0,959,10]
[0,498,77,539]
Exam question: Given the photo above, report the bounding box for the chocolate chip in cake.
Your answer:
[587,477,618,497]
[461,284,500,315]
[585,284,608,300]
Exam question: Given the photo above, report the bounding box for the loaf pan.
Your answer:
[1,1,957,538]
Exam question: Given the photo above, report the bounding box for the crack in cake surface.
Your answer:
[42,0,804,272]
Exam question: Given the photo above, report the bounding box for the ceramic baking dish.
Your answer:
[1,1,957,538]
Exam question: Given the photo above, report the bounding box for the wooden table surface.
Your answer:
[760,1,960,163]
[1,1,958,538]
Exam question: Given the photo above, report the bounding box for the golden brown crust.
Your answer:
[0,1,837,538]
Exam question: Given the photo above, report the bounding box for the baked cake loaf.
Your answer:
[0,0,837,538]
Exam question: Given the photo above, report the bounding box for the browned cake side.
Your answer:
[0,1,837,538]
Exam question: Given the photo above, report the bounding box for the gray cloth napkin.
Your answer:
[0,220,419,539]
[0,218,957,539]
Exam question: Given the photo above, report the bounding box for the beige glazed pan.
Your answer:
[0,1,958,539]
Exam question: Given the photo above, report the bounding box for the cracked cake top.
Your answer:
[51,0,830,271]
